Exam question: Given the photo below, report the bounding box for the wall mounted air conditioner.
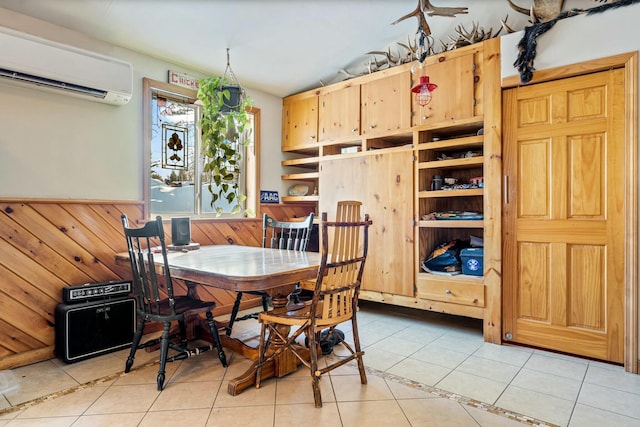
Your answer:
[0,26,132,106]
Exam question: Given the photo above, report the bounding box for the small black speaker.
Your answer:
[55,297,136,363]
[171,217,191,246]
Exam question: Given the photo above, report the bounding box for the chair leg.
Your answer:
[351,315,367,385]
[226,292,244,335]
[125,318,145,373]
[308,327,323,408]
[205,311,227,367]
[261,294,270,311]
[157,322,172,391]
[178,318,188,345]
[255,321,268,389]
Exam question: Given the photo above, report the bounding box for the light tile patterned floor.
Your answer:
[1,301,639,427]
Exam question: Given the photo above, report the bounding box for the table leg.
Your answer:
[190,291,309,396]
[226,338,310,396]
[225,293,309,395]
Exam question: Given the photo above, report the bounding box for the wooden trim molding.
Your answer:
[624,53,638,374]
[481,37,503,345]
[501,52,637,89]
[0,347,54,371]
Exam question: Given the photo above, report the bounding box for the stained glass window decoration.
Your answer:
[162,124,188,169]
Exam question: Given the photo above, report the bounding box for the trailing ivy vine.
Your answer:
[197,76,253,216]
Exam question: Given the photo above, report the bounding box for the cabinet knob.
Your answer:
[352,128,358,133]
[310,135,316,139]
[369,124,376,129]
[445,289,452,295]
[422,115,429,120]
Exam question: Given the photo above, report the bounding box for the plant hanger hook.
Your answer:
[223,48,240,87]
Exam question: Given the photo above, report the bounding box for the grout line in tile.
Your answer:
[0,359,160,418]
[563,358,592,426]
[489,350,535,407]
[363,364,559,427]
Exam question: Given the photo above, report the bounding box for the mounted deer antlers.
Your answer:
[445,18,506,49]
[392,0,469,34]
[363,34,436,74]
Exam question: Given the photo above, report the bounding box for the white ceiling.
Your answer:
[0,0,569,98]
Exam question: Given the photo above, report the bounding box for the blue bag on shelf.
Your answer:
[422,240,467,274]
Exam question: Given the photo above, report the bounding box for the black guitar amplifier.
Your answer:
[62,280,132,303]
[55,281,136,363]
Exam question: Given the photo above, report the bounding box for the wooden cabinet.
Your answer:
[361,71,411,135]
[279,39,502,343]
[318,84,360,142]
[412,51,478,127]
[317,70,412,142]
[282,93,318,151]
[319,148,414,296]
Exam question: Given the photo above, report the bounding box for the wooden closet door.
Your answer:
[319,149,414,297]
[503,69,625,363]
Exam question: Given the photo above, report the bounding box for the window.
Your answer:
[143,78,259,219]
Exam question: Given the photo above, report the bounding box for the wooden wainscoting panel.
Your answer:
[262,203,317,221]
[0,200,314,370]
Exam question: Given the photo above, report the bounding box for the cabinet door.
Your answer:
[319,150,414,296]
[318,84,360,141]
[361,72,411,135]
[282,95,318,151]
[412,53,475,126]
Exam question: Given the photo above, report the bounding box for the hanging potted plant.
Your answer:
[219,81,243,113]
[197,71,253,216]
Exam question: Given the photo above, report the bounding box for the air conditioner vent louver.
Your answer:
[0,68,108,99]
[0,26,132,106]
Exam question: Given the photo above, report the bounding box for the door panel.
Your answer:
[361,71,411,134]
[412,53,475,126]
[282,95,318,150]
[519,139,549,217]
[318,85,360,141]
[517,242,549,321]
[503,69,625,363]
[319,150,414,296]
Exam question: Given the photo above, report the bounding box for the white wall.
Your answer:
[0,7,287,200]
[500,2,640,360]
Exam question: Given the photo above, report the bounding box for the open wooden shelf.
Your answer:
[280,195,319,202]
[281,172,319,180]
[418,219,483,228]
[420,156,484,170]
[281,157,319,168]
[417,135,483,151]
[418,188,483,198]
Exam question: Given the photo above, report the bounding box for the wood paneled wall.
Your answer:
[0,199,316,370]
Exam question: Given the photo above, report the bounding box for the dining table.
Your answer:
[115,244,321,395]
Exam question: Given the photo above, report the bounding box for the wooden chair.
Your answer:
[225,212,315,335]
[255,201,371,407]
[121,214,227,391]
